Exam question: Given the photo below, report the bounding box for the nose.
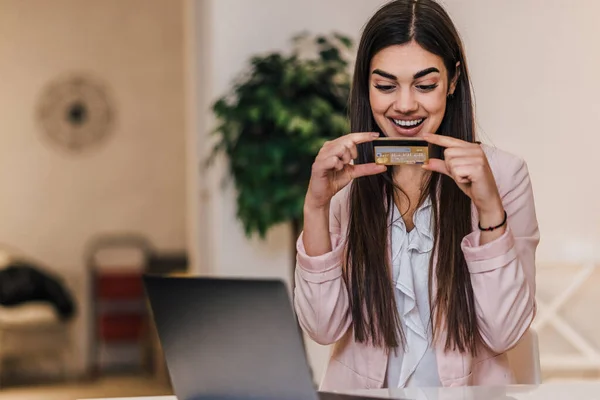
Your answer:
[392,88,418,114]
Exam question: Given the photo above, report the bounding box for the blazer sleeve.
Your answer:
[293,189,352,345]
[461,154,539,353]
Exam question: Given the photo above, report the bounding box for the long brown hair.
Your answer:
[344,0,481,354]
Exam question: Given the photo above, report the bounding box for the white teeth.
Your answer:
[393,118,423,127]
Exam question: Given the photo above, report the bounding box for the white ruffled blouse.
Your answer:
[386,196,441,388]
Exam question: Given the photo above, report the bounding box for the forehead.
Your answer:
[370,41,447,80]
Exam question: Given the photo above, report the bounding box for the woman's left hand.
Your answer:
[421,133,505,225]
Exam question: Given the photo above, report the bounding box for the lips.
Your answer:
[391,118,424,128]
[388,117,426,137]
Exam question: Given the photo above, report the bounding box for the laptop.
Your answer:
[143,275,402,400]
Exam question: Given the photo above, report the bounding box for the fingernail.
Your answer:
[371,132,380,137]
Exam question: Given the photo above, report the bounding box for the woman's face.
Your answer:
[369,40,457,138]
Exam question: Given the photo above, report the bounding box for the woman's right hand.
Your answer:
[304,132,387,211]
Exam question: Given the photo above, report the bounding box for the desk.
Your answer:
[81,397,176,400]
[79,381,600,400]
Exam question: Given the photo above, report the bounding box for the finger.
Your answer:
[338,144,354,165]
[452,166,473,184]
[348,142,358,160]
[320,141,353,163]
[350,163,387,178]
[444,147,481,161]
[341,153,352,165]
[422,133,472,148]
[422,158,450,177]
[332,157,345,171]
[318,140,333,154]
[346,131,381,145]
[321,133,376,160]
[446,157,479,170]
[449,160,488,182]
[316,155,344,173]
[331,163,387,194]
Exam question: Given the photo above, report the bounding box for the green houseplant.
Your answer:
[209,32,354,268]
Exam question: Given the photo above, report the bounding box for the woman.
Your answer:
[294,0,539,390]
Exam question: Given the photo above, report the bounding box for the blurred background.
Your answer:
[0,0,599,398]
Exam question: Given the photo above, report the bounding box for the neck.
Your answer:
[392,164,430,192]
[391,165,431,231]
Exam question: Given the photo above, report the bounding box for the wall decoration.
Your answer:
[36,73,115,154]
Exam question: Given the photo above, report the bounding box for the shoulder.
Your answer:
[481,143,532,197]
[481,143,525,167]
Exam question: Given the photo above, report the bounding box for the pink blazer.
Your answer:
[293,145,539,390]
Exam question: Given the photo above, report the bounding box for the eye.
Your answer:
[374,84,395,92]
[416,84,438,92]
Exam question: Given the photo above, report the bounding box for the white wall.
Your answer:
[444,0,600,263]
[192,0,600,382]
[0,0,186,376]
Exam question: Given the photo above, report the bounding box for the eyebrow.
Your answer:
[372,67,441,81]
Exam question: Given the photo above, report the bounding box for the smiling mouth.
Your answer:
[390,118,425,128]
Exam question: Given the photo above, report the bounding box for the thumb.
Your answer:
[350,163,387,178]
[422,159,450,176]
[332,163,387,193]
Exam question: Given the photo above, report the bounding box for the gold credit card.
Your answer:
[373,138,429,165]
